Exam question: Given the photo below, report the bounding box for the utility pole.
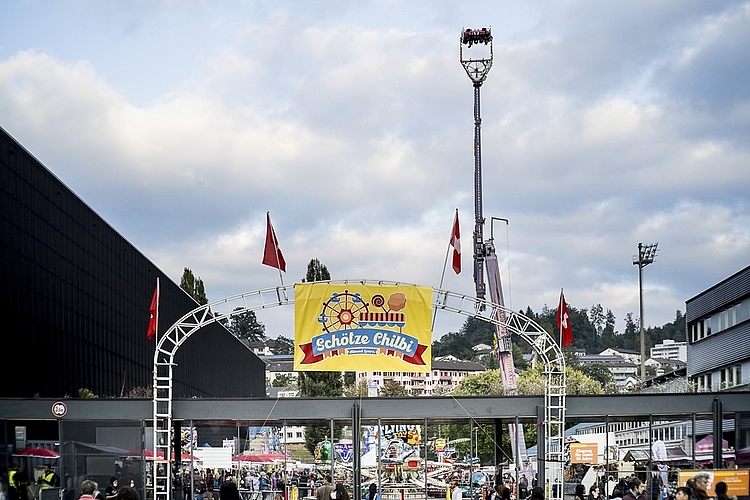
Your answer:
[633,242,658,382]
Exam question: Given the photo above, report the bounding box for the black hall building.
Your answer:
[1,126,265,399]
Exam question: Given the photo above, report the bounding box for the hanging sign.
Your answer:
[294,283,432,372]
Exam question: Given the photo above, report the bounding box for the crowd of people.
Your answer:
[573,472,738,500]
[1,464,741,500]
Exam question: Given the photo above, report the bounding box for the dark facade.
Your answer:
[686,265,750,391]
[0,126,265,398]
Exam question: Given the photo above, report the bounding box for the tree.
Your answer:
[299,371,343,454]
[229,308,266,341]
[303,258,331,282]
[577,363,618,393]
[270,336,295,355]
[380,380,408,397]
[516,366,604,395]
[452,370,504,396]
[589,304,604,336]
[180,267,208,305]
[271,374,292,387]
[344,379,369,397]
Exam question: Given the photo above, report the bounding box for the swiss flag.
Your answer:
[556,289,573,347]
[147,279,159,340]
[450,209,461,274]
[262,212,286,272]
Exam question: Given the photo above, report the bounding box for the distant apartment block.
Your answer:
[357,357,486,396]
[651,339,687,363]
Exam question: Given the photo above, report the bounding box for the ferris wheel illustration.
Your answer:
[317,290,372,332]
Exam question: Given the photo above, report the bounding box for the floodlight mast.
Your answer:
[633,242,658,382]
[460,27,494,303]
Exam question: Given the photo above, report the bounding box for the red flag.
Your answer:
[147,279,159,340]
[262,212,286,272]
[450,209,461,274]
[556,289,573,347]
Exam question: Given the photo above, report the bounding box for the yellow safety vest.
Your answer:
[41,471,57,488]
[9,469,18,488]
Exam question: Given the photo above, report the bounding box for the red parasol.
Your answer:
[13,448,60,459]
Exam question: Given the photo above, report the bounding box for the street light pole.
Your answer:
[633,242,658,383]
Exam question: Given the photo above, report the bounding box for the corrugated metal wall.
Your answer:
[687,322,750,376]
[0,126,265,398]
[685,266,750,322]
[685,266,750,378]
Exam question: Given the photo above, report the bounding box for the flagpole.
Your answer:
[432,237,453,332]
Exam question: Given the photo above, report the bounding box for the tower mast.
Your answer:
[460,27,527,469]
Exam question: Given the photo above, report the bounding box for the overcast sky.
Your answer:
[1,1,748,341]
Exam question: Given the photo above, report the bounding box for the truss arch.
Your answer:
[153,280,565,500]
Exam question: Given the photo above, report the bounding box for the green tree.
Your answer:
[589,304,604,336]
[271,374,292,387]
[452,370,504,396]
[270,336,295,355]
[180,267,208,304]
[344,379,369,397]
[303,258,331,282]
[229,308,266,341]
[577,363,618,393]
[299,371,343,454]
[380,380,409,397]
[517,365,604,395]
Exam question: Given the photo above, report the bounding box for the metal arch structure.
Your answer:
[152,280,566,500]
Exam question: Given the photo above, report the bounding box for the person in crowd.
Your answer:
[528,486,543,500]
[79,481,99,500]
[490,482,510,500]
[205,470,214,500]
[674,487,690,500]
[588,484,602,500]
[104,478,118,500]
[220,481,241,500]
[365,484,380,500]
[575,483,587,500]
[39,464,60,489]
[606,476,618,498]
[12,465,29,500]
[315,475,334,500]
[114,488,139,500]
[8,463,19,500]
[518,475,528,500]
[622,477,646,500]
[689,472,711,500]
[714,481,734,500]
[331,483,349,500]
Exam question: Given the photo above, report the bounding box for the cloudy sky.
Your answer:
[1,1,748,340]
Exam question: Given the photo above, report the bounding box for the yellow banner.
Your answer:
[294,283,433,372]
[678,470,749,496]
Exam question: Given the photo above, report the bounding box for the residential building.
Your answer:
[599,347,640,365]
[357,358,486,396]
[266,358,297,386]
[686,265,750,392]
[577,354,639,387]
[651,339,687,363]
[645,357,686,376]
